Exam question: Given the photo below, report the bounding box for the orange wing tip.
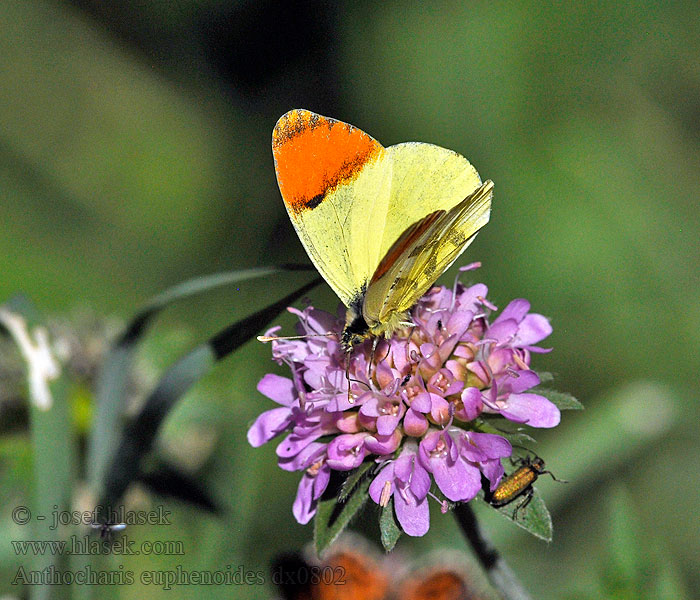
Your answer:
[272,109,385,215]
[271,109,322,147]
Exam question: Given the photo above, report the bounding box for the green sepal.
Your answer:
[379,497,401,551]
[338,460,374,502]
[314,475,371,556]
[476,420,538,446]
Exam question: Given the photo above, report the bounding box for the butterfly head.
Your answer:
[341,301,413,353]
[340,303,369,352]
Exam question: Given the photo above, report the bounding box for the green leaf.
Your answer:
[477,420,538,446]
[314,476,371,556]
[97,275,322,508]
[379,498,401,551]
[491,488,553,542]
[338,461,374,502]
[502,431,539,447]
[535,371,555,384]
[534,388,583,410]
[603,486,691,600]
[141,266,315,315]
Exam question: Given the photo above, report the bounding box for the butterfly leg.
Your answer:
[402,325,416,368]
[367,336,380,381]
[344,352,354,405]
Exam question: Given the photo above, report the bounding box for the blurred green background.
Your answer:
[1,1,698,598]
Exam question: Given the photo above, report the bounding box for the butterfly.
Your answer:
[272,109,493,351]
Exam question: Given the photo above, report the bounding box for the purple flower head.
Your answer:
[249,266,562,535]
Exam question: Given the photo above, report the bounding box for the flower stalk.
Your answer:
[249,267,561,539]
[454,502,533,600]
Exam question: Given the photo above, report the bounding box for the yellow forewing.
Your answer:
[272,110,392,306]
[283,153,392,306]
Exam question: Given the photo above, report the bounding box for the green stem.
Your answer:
[453,503,532,600]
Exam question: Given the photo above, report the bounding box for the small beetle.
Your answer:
[486,455,565,518]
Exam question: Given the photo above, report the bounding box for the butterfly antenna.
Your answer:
[257,332,335,342]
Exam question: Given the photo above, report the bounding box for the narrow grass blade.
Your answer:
[98,277,321,508]
[136,461,219,513]
[1,299,75,600]
[88,265,315,494]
